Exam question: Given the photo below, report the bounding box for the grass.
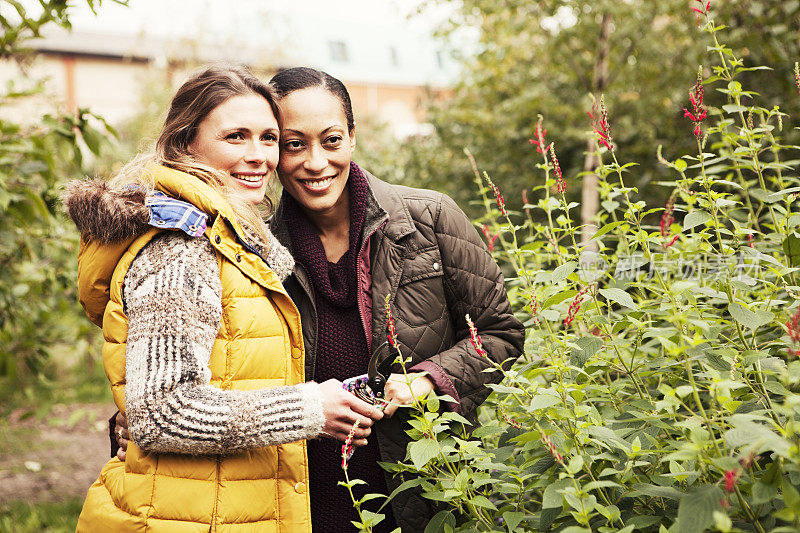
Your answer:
[0,499,82,532]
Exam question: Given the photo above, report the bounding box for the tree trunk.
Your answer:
[581,12,612,251]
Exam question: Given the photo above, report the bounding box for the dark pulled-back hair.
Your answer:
[269,67,355,132]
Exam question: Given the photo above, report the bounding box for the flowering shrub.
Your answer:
[342,5,800,533]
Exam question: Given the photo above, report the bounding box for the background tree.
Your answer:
[0,0,119,406]
[399,0,800,226]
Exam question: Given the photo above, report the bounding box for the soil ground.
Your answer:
[0,403,112,504]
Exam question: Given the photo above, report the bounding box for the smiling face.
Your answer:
[189,94,280,205]
[276,86,356,221]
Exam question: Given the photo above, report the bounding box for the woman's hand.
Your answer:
[318,379,384,447]
[114,411,129,461]
[383,373,435,417]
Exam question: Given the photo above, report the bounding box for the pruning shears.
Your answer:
[342,340,395,407]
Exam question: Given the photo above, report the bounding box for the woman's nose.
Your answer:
[303,144,326,173]
[244,140,266,165]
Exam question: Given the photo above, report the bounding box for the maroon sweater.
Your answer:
[283,165,397,532]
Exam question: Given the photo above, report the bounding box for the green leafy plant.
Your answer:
[346,3,800,532]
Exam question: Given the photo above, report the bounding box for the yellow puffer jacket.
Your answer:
[74,166,312,532]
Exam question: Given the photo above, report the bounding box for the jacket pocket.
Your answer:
[394,246,446,327]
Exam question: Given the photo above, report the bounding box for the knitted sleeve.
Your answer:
[123,232,325,454]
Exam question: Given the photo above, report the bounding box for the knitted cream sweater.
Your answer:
[123,231,325,454]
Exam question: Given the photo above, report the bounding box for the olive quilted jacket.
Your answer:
[271,169,525,531]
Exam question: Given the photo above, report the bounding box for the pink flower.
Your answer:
[684,69,707,138]
[481,224,500,252]
[723,469,738,494]
[692,0,711,27]
[385,294,398,348]
[549,144,566,193]
[465,314,488,357]
[787,307,800,357]
[794,62,800,97]
[529,117,548,154]
[541,433,564,465]
[341,419,360,469]
[485,175,508,217]
[564,288,588,328]
[521,189,531,216]
[588,96,613,151]
[660,192,679,249]
[502,411,522,429]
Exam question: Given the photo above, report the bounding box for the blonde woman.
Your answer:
[64,65,383,532]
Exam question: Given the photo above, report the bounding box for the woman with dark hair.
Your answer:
[64,64,383,532]
[267,67,525,531]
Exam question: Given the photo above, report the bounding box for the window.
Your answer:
[329,40,349,63]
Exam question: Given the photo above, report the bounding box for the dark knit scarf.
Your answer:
[282,162,396,533]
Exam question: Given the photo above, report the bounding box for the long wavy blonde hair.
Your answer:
[110,64,279,246]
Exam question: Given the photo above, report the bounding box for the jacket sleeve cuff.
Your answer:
[410,360,460,413]
[299,382,326,439]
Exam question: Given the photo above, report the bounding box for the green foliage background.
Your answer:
[378,1,800,215]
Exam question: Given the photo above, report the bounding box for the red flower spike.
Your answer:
[787,307,800,357]
[529,117,548,154]
[549,144,566,193]
[661,191,680,249]
[692,0,711,27]
[541,433,564,465]
[564,288,589,327]
[501,410,522,429]
[341,419,360,469]
[588,96,614,151]
[685,68,707,138]
[481,224,499,252]
[465,314,488,357]
[485,175,508,217]
[794,62,800,97]
[385,294,398,348]
[723,469,738,494]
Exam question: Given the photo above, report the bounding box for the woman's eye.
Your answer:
[325,136,342,145]
[262,133,278,143]
[226,132,244,141]
[283,140,303,150]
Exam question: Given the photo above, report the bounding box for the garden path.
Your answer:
[0,403,110,503]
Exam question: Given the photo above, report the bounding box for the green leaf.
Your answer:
[408,438,440,470]
[470,495,497,509]
[728,303,773,331]
[503,511,525,531]
[783,233,800,267]
[542,478,572,509]
[528,394,561,411]
[424,511,455,533]
[722,104,748,113]
[683,210,712,231]
[630,483,684,500]
[751,460,780,504]
[569,336,603,367]
[599,288,639,310]
[551,261,578,285]
[588,221,624,242]
[675,485,724,533]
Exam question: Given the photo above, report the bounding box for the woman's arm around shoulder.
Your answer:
[123,232,325,454]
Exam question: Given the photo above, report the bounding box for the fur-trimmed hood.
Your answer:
[62,178,295,282]
[63,179,150,245]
